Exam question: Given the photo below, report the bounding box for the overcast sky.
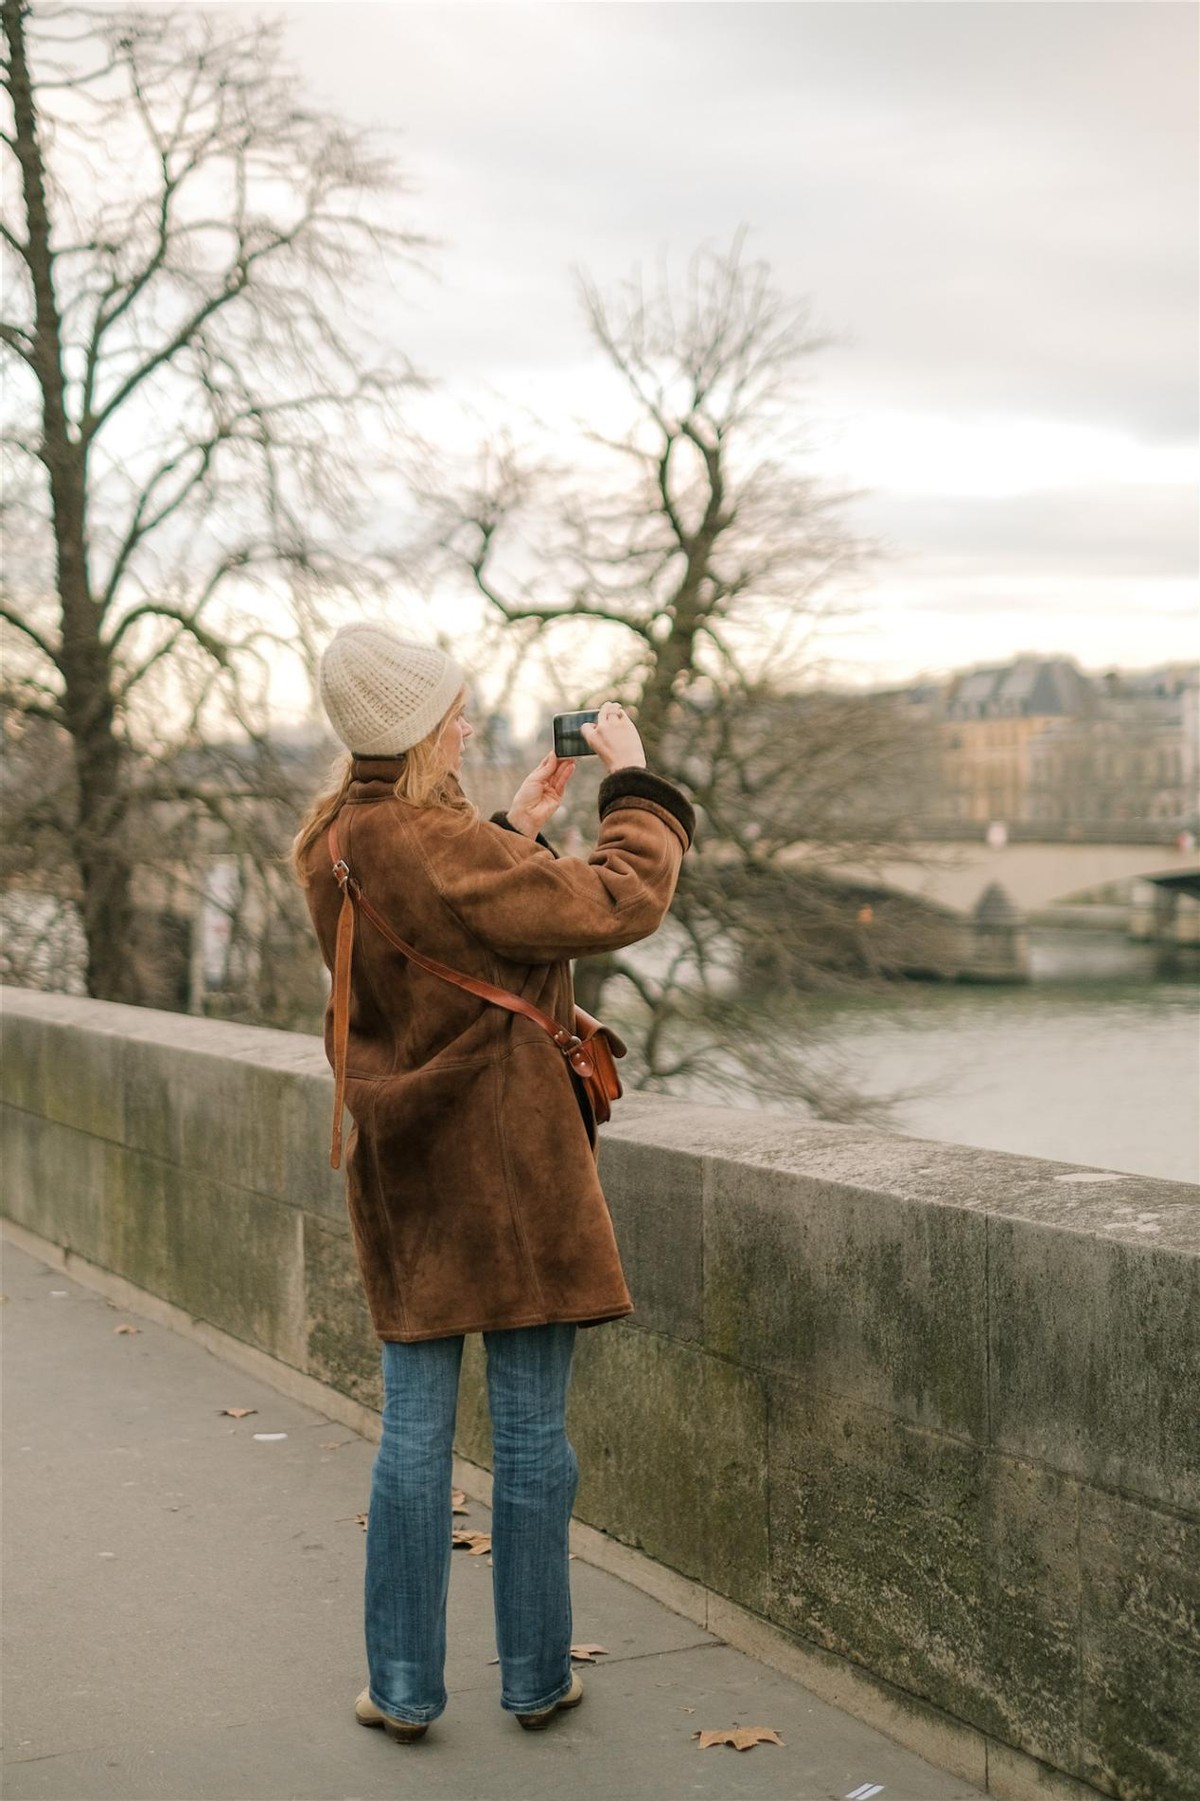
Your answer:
[222,0,1197,698]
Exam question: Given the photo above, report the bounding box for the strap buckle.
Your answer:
[553,1026,583,1055]
[332,858,351,889]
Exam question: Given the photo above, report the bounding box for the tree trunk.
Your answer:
[635,464,723,758]
[4,0,136,1000]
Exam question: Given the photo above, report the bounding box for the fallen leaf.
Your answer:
[321,1439,352,1451]
[113,1323,140,1335]
[570,1644,609,1663]
[355,1512,369,1530]
[220,1407,256,1418]
[452,1529,492,1555]
[694,1726,785,1752]
[451,1486,470,1514]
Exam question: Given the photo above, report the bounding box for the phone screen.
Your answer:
[553,710,599,758]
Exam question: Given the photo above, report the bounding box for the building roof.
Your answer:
[945,656,1095,720]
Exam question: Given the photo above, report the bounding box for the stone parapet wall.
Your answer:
[2,986,1196,1800]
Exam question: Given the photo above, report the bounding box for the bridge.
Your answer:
[768,836,1200,980]
[795,837,1200,920]
[2,988,1196,1801]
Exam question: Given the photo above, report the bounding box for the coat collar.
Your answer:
[350,754,406,784]
[345,758,468,806]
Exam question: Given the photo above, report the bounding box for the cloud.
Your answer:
[274,2,1194,433]
[215,0,1197,675]
[853,482,1198,581]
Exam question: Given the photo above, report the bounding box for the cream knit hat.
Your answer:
[318,622,466,755]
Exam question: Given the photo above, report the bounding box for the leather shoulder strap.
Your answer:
[327,818,356,1169]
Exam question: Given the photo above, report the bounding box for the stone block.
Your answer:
[704,1160,988,1441]
[302,1213,382,1411]
[279,1067,348,1223]
[0,1005,48,1115]
[157,1170,305,1365]
[768,1379,990,1731]
[1,1103,42,1231]
[568,1321,769,1611]
[122,1035,187,1163]
[1,996,142,1137]
[39,1020,126,1143]
[1080,1487,1200,1801]
[124,1039,285,1198]
[598,1136,704,1341]
[989,1218,1200,1510]
[1,1107,108,1262]
[981,1454,1082,1772]
[103,1145,172,1297]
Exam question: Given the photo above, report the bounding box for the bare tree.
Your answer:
[1,0,424,1002]
[430,237,948,1117]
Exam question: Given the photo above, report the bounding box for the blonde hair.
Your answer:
[290,689,476,886]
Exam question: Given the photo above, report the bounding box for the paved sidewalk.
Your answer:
[2,1235,985,1801]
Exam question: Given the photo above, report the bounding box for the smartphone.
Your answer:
[553,710,600,759]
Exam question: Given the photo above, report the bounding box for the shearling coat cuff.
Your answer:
[489,811,559,857]
[598,767,696,849]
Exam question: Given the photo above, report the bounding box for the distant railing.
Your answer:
[891,819,1199,847]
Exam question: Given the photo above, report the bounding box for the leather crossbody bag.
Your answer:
[326,819,626,1168]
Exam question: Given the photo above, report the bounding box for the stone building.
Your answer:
[1026,665,1198,831]
[926,656,1197,834]
[937,657,1097,826]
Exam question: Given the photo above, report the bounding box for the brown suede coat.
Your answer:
[300,757,695,1341]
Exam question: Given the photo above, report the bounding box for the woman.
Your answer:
[291,620,695,1741]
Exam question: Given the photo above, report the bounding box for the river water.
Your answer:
[660,930,1200,1186]
[800,976,1197,1185]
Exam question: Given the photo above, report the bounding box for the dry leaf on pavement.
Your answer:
[452,1529,492,1555]
[113,1323,140,1334]
[451,1486,470,1514]
[220,1407,256,1418]
[694,1726,785,1751]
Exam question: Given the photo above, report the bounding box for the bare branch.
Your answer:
[0,606,58,663]
[0,319,35,365]
[0,218,28,262]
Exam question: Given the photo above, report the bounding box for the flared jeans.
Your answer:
[364,1322,580,1724]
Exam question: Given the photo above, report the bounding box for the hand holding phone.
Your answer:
[573,701,646,772]
[507,750,575,838]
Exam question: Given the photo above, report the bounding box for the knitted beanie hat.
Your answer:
[318,622,466,756]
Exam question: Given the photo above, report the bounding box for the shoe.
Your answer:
[515,1669,585,1730]
[355,1686,429,1742]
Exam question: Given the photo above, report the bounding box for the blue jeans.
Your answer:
[365,1323,580,1724]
